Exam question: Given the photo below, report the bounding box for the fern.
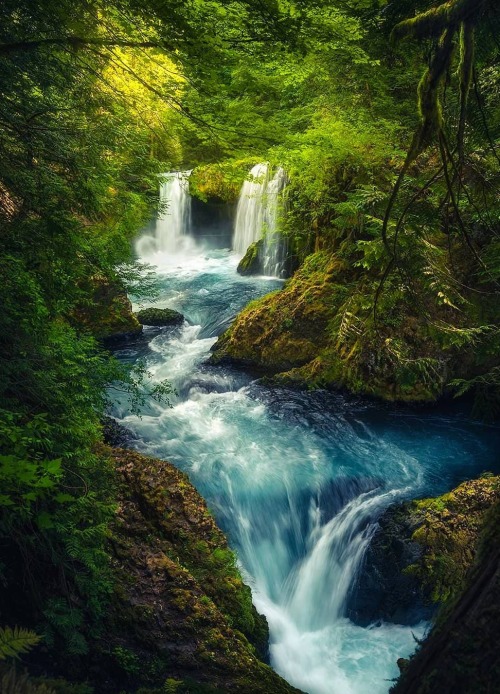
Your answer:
[0,627,41,661]
[0,668,57,694]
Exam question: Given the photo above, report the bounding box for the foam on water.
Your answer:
[112,246,500,694]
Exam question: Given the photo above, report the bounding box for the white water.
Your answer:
[112,237,500,694]
[233,163,287,276]
[136,171,194,259]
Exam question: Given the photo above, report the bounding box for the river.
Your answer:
[110,175,500,694]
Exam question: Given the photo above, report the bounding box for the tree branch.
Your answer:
[0,36,173,55]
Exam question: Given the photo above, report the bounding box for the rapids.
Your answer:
[111,186,500,694]
[111,250,500,694]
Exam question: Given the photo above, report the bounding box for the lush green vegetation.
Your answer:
[1,0,499,691]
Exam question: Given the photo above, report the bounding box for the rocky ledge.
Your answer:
[393,488,500,694]
[350,476,500,628]
[211,250,497,403]
[96,447,300,694]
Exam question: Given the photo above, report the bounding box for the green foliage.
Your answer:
[0,668,56,694]
[0,0,499,690]
[112,645,141,675]
[0,627,41,661]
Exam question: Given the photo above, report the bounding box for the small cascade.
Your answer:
[136,171,194,259]
[233,163,269,255]
[156,171,192,253]
[261,166,287,276]
[233,163,287,276]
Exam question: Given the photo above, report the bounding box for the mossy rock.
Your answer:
[237,240,263,276]
[94,447,300,694]
[211,250,458,403]
[347,503,434,626]
[135,307,184,327]
[393,496,500,694]
[72,275,142,339]
[190,160,260,204]
[406,475,500,605]
[356,476,500,626]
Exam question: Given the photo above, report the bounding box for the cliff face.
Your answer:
[97,447,300,694]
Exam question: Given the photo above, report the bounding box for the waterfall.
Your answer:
[233,163,287,276]
[156,171,192,253]
[261,166,287,276]
[233,163,269,255]
[136,170,194,259]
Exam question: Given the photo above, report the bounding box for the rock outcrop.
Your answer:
[237,240,263,276]
[392,498,500,694]
[135,307,184,326]
[350,477,500,628]
[73,276,142,339]
[211,250,496,402]
[96,447,300,694]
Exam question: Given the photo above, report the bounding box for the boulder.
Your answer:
[237,240,263,276]
[96,447,301,694]
[73,275,142,339]
[135,307,184,326]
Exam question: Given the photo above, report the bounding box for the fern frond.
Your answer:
[0,627,41,660]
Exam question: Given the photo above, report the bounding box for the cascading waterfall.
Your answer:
[112,243,500,694]
[261,166,287,276]
[233,163,287,276]
[233,163,269,255]
[135,170,194,259]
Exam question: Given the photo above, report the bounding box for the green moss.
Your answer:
[135,308,184,326]
[237,240,263,276]
[212,250,452,402]
[392,491,500,694]
[73,275,142,339]
[99,447,295,693]
[190,160,260,203]
[406,476,500,604]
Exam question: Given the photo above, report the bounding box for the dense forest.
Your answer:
[1,1,499,693]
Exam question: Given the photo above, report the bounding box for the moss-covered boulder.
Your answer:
[73,275,142,339]
[350,476,500,630]
[212,252,341,374]
[402,476,500,604]
[392,494,500,694]
[237,240,263,276]
[97,447,300,694]
[135,307,184,327]
[211,250,483,402]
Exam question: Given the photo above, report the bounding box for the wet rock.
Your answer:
[73,275,142,339]
[349,476,500,627]
[211,251,463,403]
[347,503,434,626]
[96,447,300,694]
[135,307,184,326]
[397,658,410,673]
[237,240,263,276]
[393,500,500,694]
[101,416,136,448]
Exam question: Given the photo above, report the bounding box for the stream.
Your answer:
[111,176,500,694]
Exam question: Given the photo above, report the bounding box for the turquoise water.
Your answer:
[111,247,500,694]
